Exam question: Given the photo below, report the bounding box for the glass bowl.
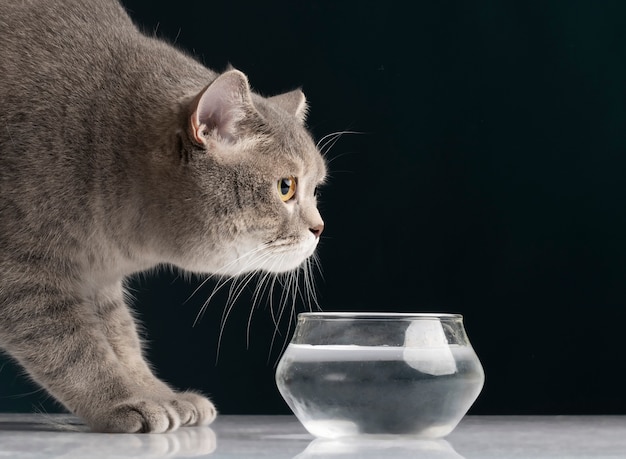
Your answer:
[275,312,485,439]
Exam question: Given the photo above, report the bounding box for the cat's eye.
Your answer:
[278,176,297,202]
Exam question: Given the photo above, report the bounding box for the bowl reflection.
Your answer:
[294,437,465,459]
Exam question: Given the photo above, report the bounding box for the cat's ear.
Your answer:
[268,89,308,123]
[190,69,254,146]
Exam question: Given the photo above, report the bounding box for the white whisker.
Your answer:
[247,269,275,349]
[186,244,269,307]
[193,275,231,327]
[189,237,324,366]
[315,131,341,150]
[269,271,280,320]
[303,258,320,312]
[193,244,274,328]
[268,257,291,361]
[215,270,260,363]
[273,269,301,367]
[315,130,364,157]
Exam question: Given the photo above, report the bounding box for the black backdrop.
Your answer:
[2,0,626,415]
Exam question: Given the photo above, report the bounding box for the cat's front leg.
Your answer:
[0,284,212,433]
[96,286,173,395]
[95,284,216,427]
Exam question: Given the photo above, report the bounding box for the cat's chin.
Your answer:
[257,238,319,274]
[259,252,314,274]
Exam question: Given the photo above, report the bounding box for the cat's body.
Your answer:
[0,0,325,432]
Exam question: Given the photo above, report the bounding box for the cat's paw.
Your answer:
[92,398,181,433]
[89,393,216,433]
[173,391,217,427]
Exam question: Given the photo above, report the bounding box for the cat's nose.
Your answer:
[310,223,324,238]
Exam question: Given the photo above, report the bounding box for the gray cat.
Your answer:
[0,0,325,433]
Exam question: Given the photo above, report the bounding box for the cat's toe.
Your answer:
[169,398,198,425]
[92,399,181,433]
[174,391,217,426]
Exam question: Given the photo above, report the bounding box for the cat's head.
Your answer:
[165,70,326,276]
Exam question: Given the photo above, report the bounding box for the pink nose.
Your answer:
[310,223,324,238]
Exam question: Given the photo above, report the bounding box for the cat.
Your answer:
[0,0,326,433]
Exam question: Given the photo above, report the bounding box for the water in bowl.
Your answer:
[276,343,484,438]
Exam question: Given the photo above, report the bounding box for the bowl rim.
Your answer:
[297,312,463,320]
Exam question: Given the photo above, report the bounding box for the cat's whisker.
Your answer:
[215,247,276,312]
[253,269,274,309]
[191,244,273,326]
[185,275,217,307]
[316,130,360,153]
[267,256,292,361]
[196,241,325,365]
[315,131,341,150]
[193,275,231,327]
[247,269,275,349]
[321,134,347,157]
[215,270,260,363]
[291,265,304,311]
[311,251,324,282]
[302,264,314,313]
[0,387,47,399]
[303,258,319,312]
[213,246,280,360]
[185,244,270,305]
[268,270,280,328]
[316,132,343,155]
[297,260,309,313]
[246,272,265,349]
[272,268,301,366]
[278,270,294,326]
[283,268,299,326]
[325,150,357,167]
[316,130,364,157]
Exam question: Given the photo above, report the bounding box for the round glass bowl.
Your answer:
[276,313,485,439]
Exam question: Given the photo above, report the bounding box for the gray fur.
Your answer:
[0,0,326,433]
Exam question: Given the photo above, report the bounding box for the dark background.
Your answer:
[2,0,626,415]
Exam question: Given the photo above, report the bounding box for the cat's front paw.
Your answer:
[90,393,216,433]
[174,391,217,427]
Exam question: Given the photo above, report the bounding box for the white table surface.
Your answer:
[0,414,624,458]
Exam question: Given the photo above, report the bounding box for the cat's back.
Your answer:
[0,0,207,140]
[1,0,133,63]
[0,0,145,201]
[0,0,134,49]
[1,0,140,101]
[0,0,206,174]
